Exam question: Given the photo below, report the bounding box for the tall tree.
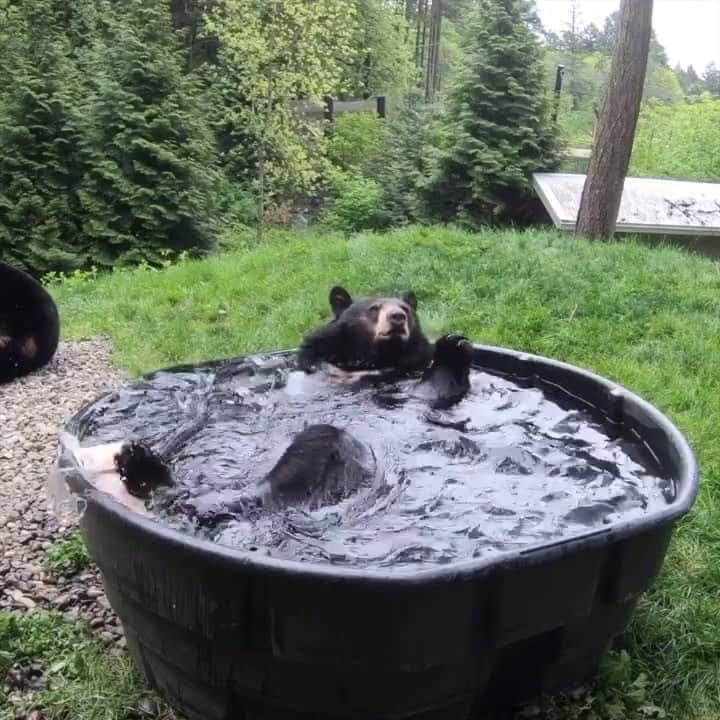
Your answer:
[576,0,653,239]
[78,0,220,267]
[424,0,443,101]
[205,0,357,240]
[0,0,90,273]
[428,0,559,227]
[702,62,720,97]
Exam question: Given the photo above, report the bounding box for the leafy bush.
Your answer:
[320,170,384,232]
[630,95,720,181]
[326,111,387,172]
[0,1,89,273]
[45,531,91,578]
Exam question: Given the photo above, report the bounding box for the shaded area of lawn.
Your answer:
[48,226,720,718]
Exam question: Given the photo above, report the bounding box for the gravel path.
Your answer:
[0,340,127,648]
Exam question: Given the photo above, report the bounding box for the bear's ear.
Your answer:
[329,286,352,317]
[402,290,418,311]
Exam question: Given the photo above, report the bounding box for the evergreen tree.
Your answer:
[373,92,440,227]
[77,0,220,268]
[0,1,90,274]
[427,0,559,227]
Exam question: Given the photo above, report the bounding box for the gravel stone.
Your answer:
[0,341,127,647]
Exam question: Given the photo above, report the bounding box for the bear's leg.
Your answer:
[114,441,174,500]
[417,334,473,409]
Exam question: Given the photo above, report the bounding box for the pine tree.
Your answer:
[77,0,220,268]
[427,0,559,227]
[0,1,90,274]
[373,92,440,227]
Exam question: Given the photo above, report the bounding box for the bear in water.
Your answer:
[106,423,376,525]
[257,424,377,511]
[0,262,60,383]
[298,285,473,408]
[69,286,472,523]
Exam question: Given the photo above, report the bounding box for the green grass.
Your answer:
[0,611,176,720]
[45,532,91,579]
[630,97,720,181]
[42,225,720,719]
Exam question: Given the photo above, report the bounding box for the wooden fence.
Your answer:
[290,95,387,122]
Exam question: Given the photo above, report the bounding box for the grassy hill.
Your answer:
[45,225,720,719]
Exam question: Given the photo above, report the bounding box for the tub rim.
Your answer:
[60,342,699,585]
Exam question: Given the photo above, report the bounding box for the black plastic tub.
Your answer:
[57,344,698,720]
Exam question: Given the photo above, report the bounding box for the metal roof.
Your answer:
[533,173,720,237]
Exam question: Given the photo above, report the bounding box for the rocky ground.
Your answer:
[0,340,126,647]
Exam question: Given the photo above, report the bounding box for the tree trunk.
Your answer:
[424,0,443,102]
[575,0,653,239]
[256,141,265,244]
[416,0,429,71]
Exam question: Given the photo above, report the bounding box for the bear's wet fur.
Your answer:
[114,424,376,519]
[114,441,175,500]
[416,333,474,410]
[0,262,60,383]
[298,285,473,408]
[259,424,376,511]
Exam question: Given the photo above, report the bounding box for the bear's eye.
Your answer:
[368,303,380,314]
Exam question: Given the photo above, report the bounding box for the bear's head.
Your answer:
[324,285,432,371]
[330,285,420,342]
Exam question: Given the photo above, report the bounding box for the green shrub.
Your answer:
[76,0,221,270]
[372,93,442,227]
[45,531,91,578]
[320,170,384,232]
[0,0,221,276]
[326,111,387,173]
[0,1,89,274]
[630,95,720,181]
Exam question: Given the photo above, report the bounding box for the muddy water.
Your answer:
[71,352,674,572]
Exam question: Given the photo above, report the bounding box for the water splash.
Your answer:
[61,353,673,572]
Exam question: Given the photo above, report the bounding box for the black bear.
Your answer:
[298,286,434,373]
[111,423,376,522]
[298,285,473,408]
[0,262,60,383]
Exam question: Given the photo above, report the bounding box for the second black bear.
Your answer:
[298,285,473,408]
[0,261,60,383]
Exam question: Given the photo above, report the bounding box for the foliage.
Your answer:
[543,4,684,150]
[0,0,221,275]
[428,0,560,227]
[630,96,720,181]
[0,610,177,719]
[340,0,415,98]
[320,170,384,233]
[0,0,89,273]
[205,0,357,207]
[326,112,387,173]
[372,93,442,227]
[45,531,92,578]
[0,0,423,274]
[76,0,220,269]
